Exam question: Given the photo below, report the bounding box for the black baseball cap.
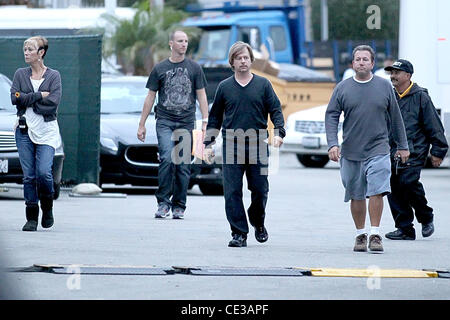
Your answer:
[384,59,414,74]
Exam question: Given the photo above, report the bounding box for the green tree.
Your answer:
[311,0,399,40]
[101,5,200,75]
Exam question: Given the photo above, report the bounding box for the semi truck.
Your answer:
[182,0,336,119]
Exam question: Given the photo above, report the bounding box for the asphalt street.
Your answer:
[1,153,450,302]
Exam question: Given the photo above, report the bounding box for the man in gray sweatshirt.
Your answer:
[325,45,410,253]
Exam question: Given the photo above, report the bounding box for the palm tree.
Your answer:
[101,5,199,75]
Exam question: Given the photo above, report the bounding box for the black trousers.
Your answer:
[387,165,433,231]
[222,141,269,236]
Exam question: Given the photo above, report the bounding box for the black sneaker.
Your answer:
[385,228,416,240]
[228,234,247,247]
[254,226,268,243]
[22,220,38,232]
[422,222,434,238]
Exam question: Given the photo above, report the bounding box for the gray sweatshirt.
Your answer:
[10,67,62,122]
[325,75,408,161]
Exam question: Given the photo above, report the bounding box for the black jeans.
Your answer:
[387,165,433,231]
[222,141,269,236]
[155,118,193,210]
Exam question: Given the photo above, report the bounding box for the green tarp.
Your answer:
[0,35,102,184]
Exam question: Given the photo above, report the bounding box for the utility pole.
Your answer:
[303,0,313,42]
[105,0,117,14]
[320,0,328,41]
[150,0,164,10]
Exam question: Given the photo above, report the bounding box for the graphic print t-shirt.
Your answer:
[146,58,207,124]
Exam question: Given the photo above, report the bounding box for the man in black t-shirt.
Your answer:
[138,30,209,219]
[203,41,286,247]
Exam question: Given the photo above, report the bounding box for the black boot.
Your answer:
[40,197,54,228]
[22,205,39,231]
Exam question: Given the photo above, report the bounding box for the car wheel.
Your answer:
[53,182,61,200]
[199,183,224,196]
[296,154,329,168]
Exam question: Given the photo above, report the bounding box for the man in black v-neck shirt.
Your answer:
[203,42,286,247]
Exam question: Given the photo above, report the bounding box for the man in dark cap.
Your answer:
[384,59,448,240]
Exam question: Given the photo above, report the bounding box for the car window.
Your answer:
[0,75,14,112]
[101,81,148,114]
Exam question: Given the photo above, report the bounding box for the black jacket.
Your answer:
[10,67,62,122]
[390,82,448,167]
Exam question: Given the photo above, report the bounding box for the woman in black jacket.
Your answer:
[10,36,62,232]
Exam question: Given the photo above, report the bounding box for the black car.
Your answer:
[99,76,223,195]
[0,73,64,199]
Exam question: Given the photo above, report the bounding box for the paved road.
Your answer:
[1,154,449,302]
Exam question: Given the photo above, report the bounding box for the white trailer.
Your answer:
[399,0,450,138]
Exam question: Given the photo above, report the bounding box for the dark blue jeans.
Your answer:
[155,118,193,210]
[15,129,55,206]
[222,142,269,236]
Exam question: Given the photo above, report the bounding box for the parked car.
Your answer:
[281,104,343,168]
[99,76,223,195]
[0,73,64,199]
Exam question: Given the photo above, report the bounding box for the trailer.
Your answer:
[398,0,450,143]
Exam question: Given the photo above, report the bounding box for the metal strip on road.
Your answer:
[9,264,450,278]
[16,264,174,275]
[173,266,311,276]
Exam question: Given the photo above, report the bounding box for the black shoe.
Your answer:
[422,222,434,238]
[255,226,268,243]
[228,234,247,247]
[22,220,38,232]
[385,228,416,240]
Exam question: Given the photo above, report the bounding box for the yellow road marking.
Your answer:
[294,267,438,278]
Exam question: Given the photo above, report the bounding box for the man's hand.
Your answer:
[328,146,340,162]
[395,149,410,163]
[137,125,146,142]
[431,155,443,168]
[272,136,283,148]
[41,91,50,98]
[203,148,215,164]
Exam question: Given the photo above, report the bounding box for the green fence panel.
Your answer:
[0,34,102,185]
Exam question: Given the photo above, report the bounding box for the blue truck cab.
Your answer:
[183,1,307,67]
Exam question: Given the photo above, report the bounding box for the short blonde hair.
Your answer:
[228,41,254,70]
[24,36,48,58]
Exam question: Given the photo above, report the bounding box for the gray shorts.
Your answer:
[340,154,391,202]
